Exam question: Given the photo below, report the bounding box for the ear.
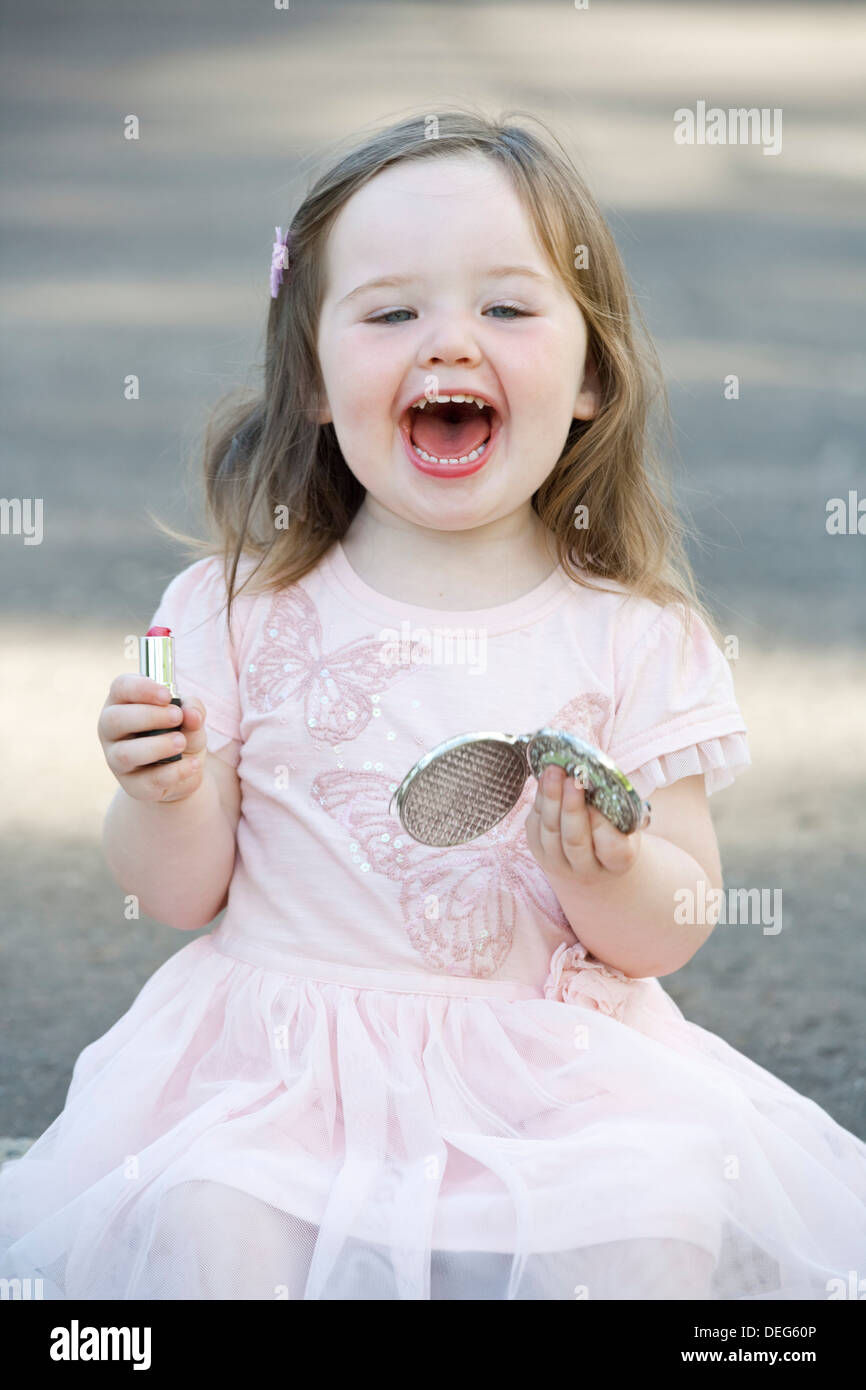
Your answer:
[316,393,332,426]
[573,347,602,422]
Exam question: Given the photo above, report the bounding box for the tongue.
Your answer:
[411,410,490,458]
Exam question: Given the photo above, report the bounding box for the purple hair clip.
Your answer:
[270,225,291,298]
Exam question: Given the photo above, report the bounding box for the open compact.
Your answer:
[389,726,651,848]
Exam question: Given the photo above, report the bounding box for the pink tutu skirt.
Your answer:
[1,929,865,1300]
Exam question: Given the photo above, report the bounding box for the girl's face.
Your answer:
[315,154,599,532]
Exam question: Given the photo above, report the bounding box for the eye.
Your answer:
[364,302,533,326]
[485,302,531,319]
[366,309,415,324]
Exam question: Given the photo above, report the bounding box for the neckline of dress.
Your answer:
[321,537,575,635]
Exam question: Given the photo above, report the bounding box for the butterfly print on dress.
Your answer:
[310,691,613,978]
[548,692,611,748]
[312,767,567,978]
[246,583,427,745]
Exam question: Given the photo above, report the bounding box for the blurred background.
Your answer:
[1,0,864,1157]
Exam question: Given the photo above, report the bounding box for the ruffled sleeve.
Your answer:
[147,556,243,768]
[607,601,750,800]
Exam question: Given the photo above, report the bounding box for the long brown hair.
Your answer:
[153,105,718,654]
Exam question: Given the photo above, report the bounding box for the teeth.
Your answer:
[410,437,490,466]
[410,394,488,411]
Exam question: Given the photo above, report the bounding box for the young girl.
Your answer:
[2,109,864,1301]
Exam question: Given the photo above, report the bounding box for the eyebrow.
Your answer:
[337,264,551,306]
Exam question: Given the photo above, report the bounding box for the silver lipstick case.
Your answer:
[136,632,183,765]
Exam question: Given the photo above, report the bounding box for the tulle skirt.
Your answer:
[1,930,864,1300]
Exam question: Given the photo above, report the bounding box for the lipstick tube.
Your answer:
[134,625,183,765]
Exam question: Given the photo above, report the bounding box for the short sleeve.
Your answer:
[147,556,242,766]
[607,602,750,799]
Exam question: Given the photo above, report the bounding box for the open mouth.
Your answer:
[402,395,498,465]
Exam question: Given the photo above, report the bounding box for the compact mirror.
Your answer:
[389,726,650,847]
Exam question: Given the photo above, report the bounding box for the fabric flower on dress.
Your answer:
[543,940,634,1020]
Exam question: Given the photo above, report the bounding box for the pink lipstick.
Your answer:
[134,625,183,765]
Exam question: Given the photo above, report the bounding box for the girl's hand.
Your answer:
[98,675,208,804]
[525,763,642,886]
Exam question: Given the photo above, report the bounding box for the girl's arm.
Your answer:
[527,769,724,979]
[99,676,241,931]
[102,755,240,931]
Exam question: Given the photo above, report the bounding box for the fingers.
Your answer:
[102,698,205,751]
[101,698,184,741]
[105,674,175,707]
[108,727,191,776]
[134,751,205,804]
[104,728,205,802]
[587,806,640,874]
[174,700,208,756]
[538,766,597,879]
[99,676,208,791]
[526,765,640,880]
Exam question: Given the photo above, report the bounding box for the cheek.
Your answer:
[508,328,586,425]
[507,326,574,390]
[332,332,397,425]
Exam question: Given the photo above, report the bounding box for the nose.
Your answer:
[416,313,483,370]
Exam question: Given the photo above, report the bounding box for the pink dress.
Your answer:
[1,541,865,1300]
